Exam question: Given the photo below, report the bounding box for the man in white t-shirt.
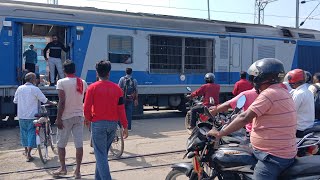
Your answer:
[13,72,55,162]
[52,60,87,179]
[287,69,315,138]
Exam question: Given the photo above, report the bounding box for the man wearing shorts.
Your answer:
[53,60,87,179]
[13,72,55,162]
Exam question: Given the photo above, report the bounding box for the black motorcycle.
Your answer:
[166,95,320,180]
[184,87,215,134]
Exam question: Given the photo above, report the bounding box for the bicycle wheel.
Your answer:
[47,123,58,154]
[37,126,49,164]
[110,124,124,158]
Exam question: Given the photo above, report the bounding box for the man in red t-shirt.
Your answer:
[84,60,128,180]
[187,73,220,130]
[232,71,253,96]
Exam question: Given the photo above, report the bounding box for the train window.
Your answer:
[108,35,133,64]
[298,33,315,39]
[150,36,182,73]
[184,38,214,73]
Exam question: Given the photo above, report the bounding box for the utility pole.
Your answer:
[254,0,278,24]
[296,0,299,28]
[207,0,210,20]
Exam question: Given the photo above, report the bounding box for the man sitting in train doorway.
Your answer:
[43,35,70,86]
[118,68,138,131]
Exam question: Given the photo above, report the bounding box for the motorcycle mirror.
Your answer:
[187,152,195,159]
[186,87,192,92]
[209,97,215,105]
[236,95,246,109]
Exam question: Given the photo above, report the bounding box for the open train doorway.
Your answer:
[21,23,69,85]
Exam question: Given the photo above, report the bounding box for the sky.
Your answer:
[12,0,320,30]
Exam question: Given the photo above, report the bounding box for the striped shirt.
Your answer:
[249,84,297,159]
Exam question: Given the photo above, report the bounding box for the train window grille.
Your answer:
[150,36,213,74]
[150,36,182,74]
[108,35,133,63]
[184,38,213,74]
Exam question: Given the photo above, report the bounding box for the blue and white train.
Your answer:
[1,0,320,124]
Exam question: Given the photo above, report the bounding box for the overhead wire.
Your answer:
[75,0,320,20]
[12,0,320,21]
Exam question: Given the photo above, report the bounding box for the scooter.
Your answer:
[166,95,320,180]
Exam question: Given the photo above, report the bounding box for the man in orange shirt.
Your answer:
[232,71,253,96]
[208,58,297,180]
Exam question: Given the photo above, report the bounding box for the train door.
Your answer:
[229,37,254,84]
[21,23,68,84]
[215,36,230,84]
[66,26,76,63]
[229,37,242,84]
[241,38,254,73]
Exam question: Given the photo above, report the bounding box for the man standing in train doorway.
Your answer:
[23,44,37,73]
[118,68,138,131]
[43,35,70,86]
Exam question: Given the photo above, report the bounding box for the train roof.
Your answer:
[1,0,320,40]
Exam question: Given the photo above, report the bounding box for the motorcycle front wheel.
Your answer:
[185,111,192,135]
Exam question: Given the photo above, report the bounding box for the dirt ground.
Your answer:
[0,112,191,180]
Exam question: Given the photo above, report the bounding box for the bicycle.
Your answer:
[33,104,57,164]
[109,123,124,158]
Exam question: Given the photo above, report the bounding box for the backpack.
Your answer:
[314,85,320,119]
[123,77,136,100]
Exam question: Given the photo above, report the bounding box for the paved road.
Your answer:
[0,113,190,180]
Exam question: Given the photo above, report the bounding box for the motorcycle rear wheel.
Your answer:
[165,170,198,180]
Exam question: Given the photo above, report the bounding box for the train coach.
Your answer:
[1,0,320,125]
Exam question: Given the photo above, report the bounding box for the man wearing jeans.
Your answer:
[118,68,138,130]
[43,35,70,86]
[208,58,297,180]
[53,60,87,179]
[84,60,128,180]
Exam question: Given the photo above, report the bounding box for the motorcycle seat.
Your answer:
[279,156,320,178]
[302,125,320,136]
[34,113,48,118]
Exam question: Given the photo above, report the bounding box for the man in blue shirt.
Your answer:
[23,44,37,73]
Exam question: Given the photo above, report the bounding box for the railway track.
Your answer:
[0,149,186,177]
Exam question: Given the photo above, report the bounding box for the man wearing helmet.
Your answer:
[287,69,315,138]
[208,58,297,180]
[186,73,220,130]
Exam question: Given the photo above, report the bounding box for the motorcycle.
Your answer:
[185,87,215,134]
[166,95,320,180]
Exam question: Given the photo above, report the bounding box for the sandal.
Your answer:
[74,173,81,179]
[52,169,67,177]
[26,156,34,162]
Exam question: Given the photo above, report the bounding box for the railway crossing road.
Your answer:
[0,112,190,180]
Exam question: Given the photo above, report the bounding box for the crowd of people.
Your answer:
[14,59,138,179]
[187,58,320,180]
[15,49,320,180]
